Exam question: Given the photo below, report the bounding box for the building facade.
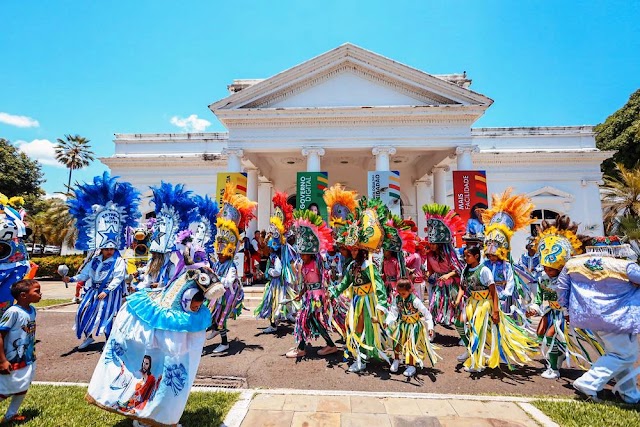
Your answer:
[101,44,610,258]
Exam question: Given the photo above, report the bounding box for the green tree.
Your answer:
[595,89,640,177]
[55,134,95,191]
[41,197,76,247]
[601,163,640,234]
[0,138,45,200]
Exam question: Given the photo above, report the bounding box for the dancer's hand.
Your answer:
[62,276,70,284]
[0,361,12,375]
[428,329,435,339]
[98,292,107,300]
[491,311,499,324]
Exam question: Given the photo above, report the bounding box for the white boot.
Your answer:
[541,367,560,379]
[78,335,95,350]
[403,366,417,377]
[348,359,366,372]
[456,350,470,363]
[390,359,399,373]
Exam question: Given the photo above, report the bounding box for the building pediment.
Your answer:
[527,186,574,200]
[209,43,493,112]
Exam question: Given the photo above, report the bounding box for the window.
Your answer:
[530,209,560,236]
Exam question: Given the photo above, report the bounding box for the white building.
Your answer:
[102,43,610,257]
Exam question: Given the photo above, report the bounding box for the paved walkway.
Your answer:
[227,389,558,427]
[39,280,75,300]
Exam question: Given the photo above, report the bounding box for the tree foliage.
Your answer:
[55,134,95,191]
[0,138,45,201]
[595,89,640,177]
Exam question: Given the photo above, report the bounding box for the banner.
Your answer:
[296,172,329,221]
[452,170,488,240]
[368,171,401,216]
[215,172,248,205]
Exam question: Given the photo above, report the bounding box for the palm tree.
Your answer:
[55,134,95,191]
[601,162,640,234]
[42,197,77,247]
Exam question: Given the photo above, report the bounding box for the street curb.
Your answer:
[221,390,254,427]
[37,302,75,310]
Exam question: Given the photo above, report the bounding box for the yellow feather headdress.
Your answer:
[214,183,257,257]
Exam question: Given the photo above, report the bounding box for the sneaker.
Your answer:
[206,329,220,340]
[348,360,366,372]
[78,336,95,350]
[286,313,296,323]
[403,366,417,377]
[541,367,560,379]
[456,350,470,363]
[390,359,399,373]
[212,344,229,354]
[463,366,484,373]
[285,348,306,358]
[573,379,601,402]
[262,325,278,334]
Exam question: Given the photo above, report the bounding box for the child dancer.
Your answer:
[457,245,538,373]
[286,210,338,358]
[423,204,465,326]
[528,215,603,379]
[0,279,40,423]
[255,192,297,333]
[386,279,439,377]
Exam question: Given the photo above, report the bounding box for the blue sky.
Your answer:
[2,1,639,194]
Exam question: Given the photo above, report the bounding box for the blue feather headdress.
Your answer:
[68,172,141,251]
[191,195,219,255]
[149,182,197,253]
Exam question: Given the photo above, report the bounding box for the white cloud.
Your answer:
[44,193,67,201]
[170,114,211,132]
[15,139,63,167]
[0,112,40,128]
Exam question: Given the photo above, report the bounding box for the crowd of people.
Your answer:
[0,176,639,426]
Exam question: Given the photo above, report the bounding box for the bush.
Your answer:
[31,255,85,278]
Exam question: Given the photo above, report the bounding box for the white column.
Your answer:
[223,148,243,172]
[455,146,479,171]
[432,165,450,205]
[372,146,397,171]
[414,177,433,238]
[246,167,259,235]
[301,147,325,172]
[257,181,273,233]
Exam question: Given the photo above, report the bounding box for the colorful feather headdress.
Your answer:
[335,197,390,252]
[68,172,141,251]
[481,188,535,260]
[267,192,293,250]
[215,183,257,257]
[533,214,583,270]
[382,215,417,253]
[292,210,334,254]
[422,203,465,244]
[323,184,358,229]
[191,195,219,255]
[148,182,196,254]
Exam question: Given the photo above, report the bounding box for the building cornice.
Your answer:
[100,154,228,169]
[471,126,595,137]
[474,150,612,165]
[114,132,228,143]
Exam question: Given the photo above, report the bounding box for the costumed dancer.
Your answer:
[405,240,427,302]
[255,192,297,334]
[423,204,465,327]
[381,215,416,300]
[517,238,541,279]
[456,245,538,373]
[62,173,140,350]
[207,187,256,353]
[286,210,339,358]
[527,215,603,380]
[85,186,226,427]
[323,184,358,339]
[481,189,535,327]
[136,183,196,290]
[558,236,640,404]
[0,195,31,317]
[329,197,390,372]
[386,278,440,377]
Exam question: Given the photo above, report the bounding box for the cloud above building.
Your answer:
[0,112,40,128]
[170,114,211,132]
[15,139,62,167]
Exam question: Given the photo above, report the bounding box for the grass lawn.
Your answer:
[532,399,640,427]
[33,299,71,308]
[0,384,239,426]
